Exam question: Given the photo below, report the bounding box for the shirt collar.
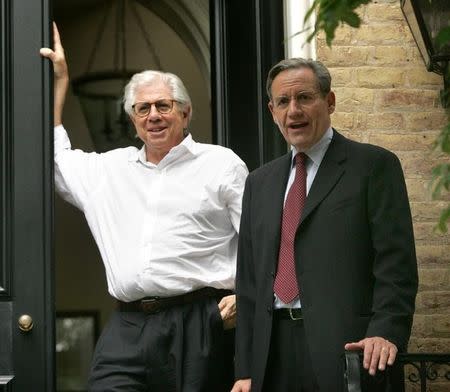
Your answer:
[128,133,197,166]
[291,127,333,167]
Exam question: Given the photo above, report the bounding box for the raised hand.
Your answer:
[40,22,69,125]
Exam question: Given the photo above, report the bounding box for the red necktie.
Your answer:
[273,152,307,303]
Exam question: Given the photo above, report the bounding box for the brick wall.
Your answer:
[315,0,450,387]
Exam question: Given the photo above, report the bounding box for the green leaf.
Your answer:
[430,163,450,199]
[342,11,362,28]
[440,87,450,109]
[304,0,320,25]
[303,0,370,46]
[434,123,450,153]
[436,205,450,233]
[435,26,450,50]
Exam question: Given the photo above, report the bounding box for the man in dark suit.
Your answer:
[231,58,418,392]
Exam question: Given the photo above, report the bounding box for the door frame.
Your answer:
[211,0,286,171]
[1,0,55,389]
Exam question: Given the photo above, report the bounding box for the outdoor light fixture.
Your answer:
[400,0,450,105]
[72,0,162,152]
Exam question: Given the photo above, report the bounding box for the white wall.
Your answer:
[284,0,316,59]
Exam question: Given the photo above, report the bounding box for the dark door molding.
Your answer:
[211,0,287,171]
[0,0,54,389]
[0,0,11,299]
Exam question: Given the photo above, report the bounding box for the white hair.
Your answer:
[123,70,192,124]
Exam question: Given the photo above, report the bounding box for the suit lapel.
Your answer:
[300,130,347,225]
[263,153,292,268]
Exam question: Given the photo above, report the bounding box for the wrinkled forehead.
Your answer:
[134,81,173,102]
[272,67,319,96]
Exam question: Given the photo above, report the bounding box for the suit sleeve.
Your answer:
[234,175,256,380]
[366,150,418,350]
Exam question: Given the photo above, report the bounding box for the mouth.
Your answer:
[288,121,309,130]
[147,127,166,133]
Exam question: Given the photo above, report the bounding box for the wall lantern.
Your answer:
[401,0,450,74]
[72,0,162,152]
[401,0,450,106]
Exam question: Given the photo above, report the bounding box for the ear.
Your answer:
[130,114,137,127]
[182,106,191,127]
[327,91,336,114]
[268,101,277,121]
[182,104,191,118]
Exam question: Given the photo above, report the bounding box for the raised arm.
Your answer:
[40,23,101,210]
[40,22,69,126]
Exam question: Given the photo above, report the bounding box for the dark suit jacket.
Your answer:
[235,130,418,391]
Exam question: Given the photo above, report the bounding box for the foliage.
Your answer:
[430,24,450,233]
[431,121,450,233]
[304,0,371,46]
[304,0,450,232]
[435,26,450,50]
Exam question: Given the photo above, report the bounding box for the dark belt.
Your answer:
[273,308,303,321]
[117,287,233,314]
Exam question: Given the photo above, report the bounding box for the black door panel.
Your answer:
[1,0,54,390]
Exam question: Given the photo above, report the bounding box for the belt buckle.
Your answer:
[289,308,302,321]
[141,297,160,314]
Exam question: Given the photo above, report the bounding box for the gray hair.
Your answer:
[266,58,332,100]
[123,70,193,124]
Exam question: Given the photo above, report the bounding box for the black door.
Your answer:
[1,0,54,390]
[211,0,286,170]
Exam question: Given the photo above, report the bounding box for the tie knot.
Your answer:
[295,152,307,166]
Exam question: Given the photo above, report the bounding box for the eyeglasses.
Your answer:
[272,91,320,110]
[132,99,178,117]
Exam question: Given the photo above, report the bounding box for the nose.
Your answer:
[147,104,161,121]
[287,97,303,115]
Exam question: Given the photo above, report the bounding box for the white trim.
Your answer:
[283,0,317,59]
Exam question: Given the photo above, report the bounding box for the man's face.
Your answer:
[130,81,189,162]
[268,67,335,152]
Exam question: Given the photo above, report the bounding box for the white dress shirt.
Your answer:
[274,127,333,309]
[54,125,248,302]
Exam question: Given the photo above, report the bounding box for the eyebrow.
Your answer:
[276,90,316,96]
[274,91,317,100]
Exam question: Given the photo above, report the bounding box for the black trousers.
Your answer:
[263,317,319,392]
[262,316,404,392]
[87,297,234,392]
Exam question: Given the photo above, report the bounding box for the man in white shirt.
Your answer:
[41,24,248,392]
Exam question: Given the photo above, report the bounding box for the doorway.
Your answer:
[53,0,212,389]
